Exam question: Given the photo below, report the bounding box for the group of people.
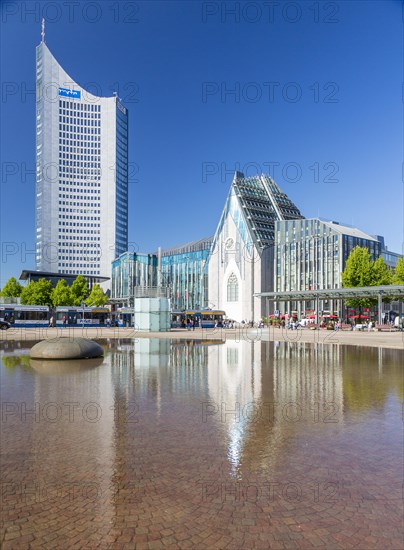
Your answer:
[48,315,66,327]
[186,317,199,330]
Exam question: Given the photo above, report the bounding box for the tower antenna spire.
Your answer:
[41,18,45,43]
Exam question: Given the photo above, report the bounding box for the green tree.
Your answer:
[34,279,53,306]
[20,281,38,305]
[70,275,89,305]
[20,279,53,306]
[85,284,108,306]
[52,279,73,306]
[342,247,374,288]
[341,247,376,311]
[0,277,23,298]
[393,257,404,285]
[371,256,393,286]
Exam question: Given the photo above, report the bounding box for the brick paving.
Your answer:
[0,340,402,549]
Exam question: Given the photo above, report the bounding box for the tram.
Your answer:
[55,306,109,326]
[171,310,225,329]
[115,307,134,327]
[0,305,49,327]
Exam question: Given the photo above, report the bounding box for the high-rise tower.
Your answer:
[35,28,128,284]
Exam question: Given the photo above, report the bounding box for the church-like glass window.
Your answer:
[227,273,239,302]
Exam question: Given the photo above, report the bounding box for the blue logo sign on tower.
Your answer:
[59,87,81,99]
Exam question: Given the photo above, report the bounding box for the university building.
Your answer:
[110,171,304,320]
[35,31,128,283]
[111,252,157,303]
[110,238,212,311]
[208,171,303,322]
[274,219,382,318]
[161,238,212,311]
[110,168,401,323]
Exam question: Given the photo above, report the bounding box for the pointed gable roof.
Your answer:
[212,172,304,253]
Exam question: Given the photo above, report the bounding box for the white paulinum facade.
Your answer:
[35,40,128,284]
[208,172,303,322]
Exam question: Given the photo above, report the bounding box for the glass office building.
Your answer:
[161,238,213,311]
[274,219,381,316]
[35,36,128,285]
[111,252,157,304]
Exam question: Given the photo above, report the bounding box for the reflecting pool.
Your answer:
[1,339,402,549]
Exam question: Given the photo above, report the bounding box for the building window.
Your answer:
[227,273,239,302]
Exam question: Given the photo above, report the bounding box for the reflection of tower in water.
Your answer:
[28,353,116,530]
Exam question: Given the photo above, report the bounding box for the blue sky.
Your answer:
[0,0,402,286]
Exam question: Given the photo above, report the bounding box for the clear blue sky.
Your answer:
[1,0,402,286]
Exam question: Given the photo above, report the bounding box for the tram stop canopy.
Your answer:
[254,285,404,325]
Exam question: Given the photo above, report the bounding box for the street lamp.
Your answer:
[81,301,86,334]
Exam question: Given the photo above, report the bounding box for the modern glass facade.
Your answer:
[111,252,157,303]
[209,171,303,322]
[161,238,213,310]
[373,235,403,269]
[35,39,128,284]
[115,104,129,257]
[274,219,381,316]
[212,172,303,253]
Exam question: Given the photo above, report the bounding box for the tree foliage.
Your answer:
[70,275,89,305]
[20,281,38,305]
[341,247,375,309]
[20,279,53,306]
[393,257,404,285]
[0,277,23,298]
[342,247,394,309]
[342,247,373,288]
[85,284,108,306]
[52,279,73,306]
[371,256,393,286]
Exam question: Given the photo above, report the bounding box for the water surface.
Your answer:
[1,339,402,549]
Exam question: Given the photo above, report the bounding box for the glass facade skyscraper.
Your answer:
[35,38,128,283]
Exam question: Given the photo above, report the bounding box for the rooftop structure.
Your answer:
[19,270,108,288]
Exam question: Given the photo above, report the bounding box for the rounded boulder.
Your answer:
[30,337,104,360]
